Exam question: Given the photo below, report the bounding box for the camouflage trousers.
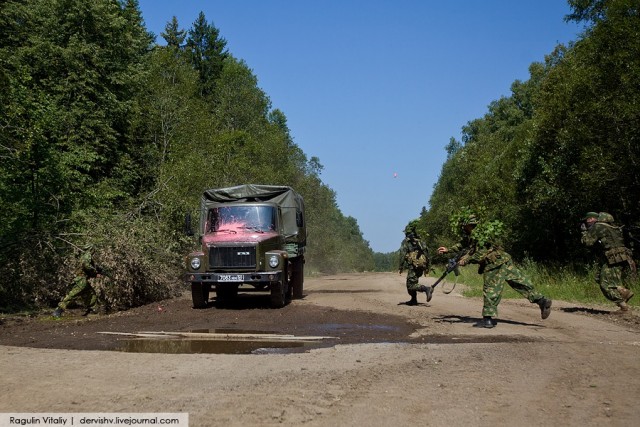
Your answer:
[405,267,426,293]
[58,275,98,310]
[596,262,635,303]
[481,259,545,317]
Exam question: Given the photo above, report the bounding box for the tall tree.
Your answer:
[161,16,186,49]
[519,0,640,258]
[0,0,154,307]
[186,12,228,98]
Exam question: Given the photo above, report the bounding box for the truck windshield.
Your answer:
[207,205,277,233]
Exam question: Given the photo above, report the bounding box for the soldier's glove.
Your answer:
[580,223,587,232]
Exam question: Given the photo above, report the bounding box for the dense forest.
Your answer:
[416,0,640,266]
[1,0,638,312]
[0,0,376,311]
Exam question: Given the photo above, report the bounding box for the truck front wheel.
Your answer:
[191,282,209,309]
[270,281,287,308]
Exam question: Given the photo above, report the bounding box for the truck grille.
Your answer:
[209,245,256,269]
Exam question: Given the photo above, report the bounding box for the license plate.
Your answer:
[218,274,244,282]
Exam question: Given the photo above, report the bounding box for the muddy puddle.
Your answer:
[112,326,538,355]
[114,328,336,355]
[117,337,318,354]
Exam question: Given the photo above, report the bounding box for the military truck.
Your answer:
[184,184,306,308]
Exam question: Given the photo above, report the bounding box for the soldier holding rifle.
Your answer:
[437,213,552,328]
[398,221,433,305]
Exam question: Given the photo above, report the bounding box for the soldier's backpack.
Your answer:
[597,212,637,257]
[598,212,615,223]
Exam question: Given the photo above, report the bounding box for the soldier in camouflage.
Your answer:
[438,214,552,328]
[581,211,636,312]
[52,245,102,317]
[398,222,433,305]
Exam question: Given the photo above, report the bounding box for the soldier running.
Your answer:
[581,211,636,312]
[438,213,552,328]
[398,221,433,305]
[53,245,102,317]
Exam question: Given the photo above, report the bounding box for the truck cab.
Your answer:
[185,185,306,308]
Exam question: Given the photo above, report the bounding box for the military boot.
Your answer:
[418,285,433,303]
[537,297,552,320]
[616,301,630,312]
[406,290,418,306]
[52,307,64,318]
[474,316,495,328]
[617,286,635,303]
[82,307,98,316]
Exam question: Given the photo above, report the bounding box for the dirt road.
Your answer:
[1,272,639,426]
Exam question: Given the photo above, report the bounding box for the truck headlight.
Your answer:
[268,255,280,268]
[190,257,201,270]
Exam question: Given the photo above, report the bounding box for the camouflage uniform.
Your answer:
[398,228,432,305]
[54,248,100,316]
[581,212,636,310]
[447,217,551,326]
[461,245,546,317]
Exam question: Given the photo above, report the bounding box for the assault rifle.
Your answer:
[623,225,640,249]
[430,249,469,292]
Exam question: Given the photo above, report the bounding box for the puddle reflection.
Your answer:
[115,328,326,355]
[117,338,312,354]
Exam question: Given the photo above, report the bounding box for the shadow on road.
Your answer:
[434,314,542,328]
[560,306,612,315]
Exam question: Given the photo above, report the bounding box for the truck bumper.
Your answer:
[186,271,282,284]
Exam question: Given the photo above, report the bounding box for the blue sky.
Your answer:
[137,1,583,253]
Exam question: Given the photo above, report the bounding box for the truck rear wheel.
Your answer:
[292,257,304,299]
[285,279,293,303]
[191,282,209,309]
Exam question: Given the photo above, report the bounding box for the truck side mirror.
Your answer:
[185,213,194,236]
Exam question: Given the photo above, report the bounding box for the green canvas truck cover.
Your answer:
[199,184,306,244]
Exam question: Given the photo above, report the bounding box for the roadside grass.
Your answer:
[430,260,638,308]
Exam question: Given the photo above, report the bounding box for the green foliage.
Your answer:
[423,0,640,266]
[515,0,640,260]
[186,12,228,98]
[161,16,186,49]
[372,251,400,272]
[471,220,505,247]
[0,3,375,312]
[0,238,67,312]
[0,0,153,229]
[301,180,375,274]
[447,206,505,247]
[448,206,478,235]
[87,215,183,310]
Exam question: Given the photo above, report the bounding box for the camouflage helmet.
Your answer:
[404,220,419,235]
[598,212,614,223]
[582,212,599,220]
[460,214,479,227]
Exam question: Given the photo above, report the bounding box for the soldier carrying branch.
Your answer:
[53,245,103,317]
[437,213,552,328]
